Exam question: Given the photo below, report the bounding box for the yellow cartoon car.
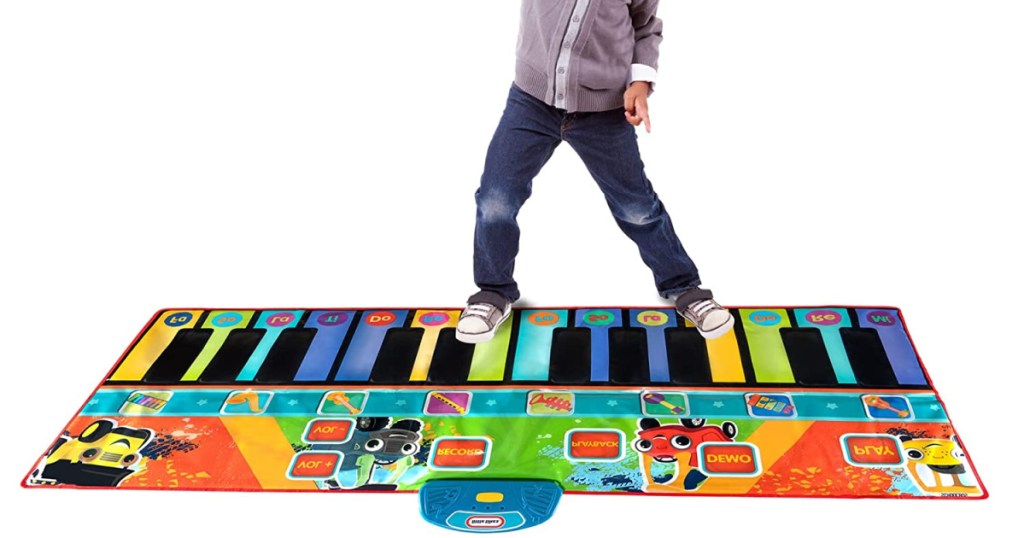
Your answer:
[31,419,153,487]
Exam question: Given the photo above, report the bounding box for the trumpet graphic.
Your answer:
[864,395,910,418]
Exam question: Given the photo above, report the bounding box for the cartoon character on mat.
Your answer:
[898,435,981,496]
[320,417,423,491]
[632,418,737,493]
[27,419,153,487]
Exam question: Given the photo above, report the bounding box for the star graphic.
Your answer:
[712,401,724,408]
[394,399,407,407]
[486,399,498,406]
[196,399,209,406]
[288,399,299,406]
[930,404,940,411]
[826,403,839,410]
[607,400,619,407]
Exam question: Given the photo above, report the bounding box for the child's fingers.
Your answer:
[625,110,642,126]
[634,99,651,132]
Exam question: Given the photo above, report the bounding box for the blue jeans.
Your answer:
[473,83,703,303]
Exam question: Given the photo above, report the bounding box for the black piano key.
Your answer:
[254,328,318,383]
[665,328,712,384]
[840,328,900,387]
[370,328,425,383]
[549,328,591,384]
[609,328,650,385]
[426,328,475,384]
[780,328,838,386]
[198,329,266,383]
[142,329,213,383]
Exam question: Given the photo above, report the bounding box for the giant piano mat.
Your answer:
[25,307,986,532]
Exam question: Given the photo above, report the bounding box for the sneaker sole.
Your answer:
[456,309,511,344]
[696,314,735,340]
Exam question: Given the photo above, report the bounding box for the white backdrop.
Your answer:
[2,1,1021,535]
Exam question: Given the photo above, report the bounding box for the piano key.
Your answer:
[629,309,676,382]
[111,310,203,381]
[780,328,839,386]
[293,310,357,382]
[142,329,213,383]
[665,327,712,384]
[856,309,927,386]
[738,309,795,383]
[236,311,304,381]
[369,328,425,383]
[181,310,255,381]
[608,327,650,385]
[549,328,591,384]
[793,308,856,384]
[511,310,568,381]
[254,328,319,383]
[427,328,475,384]
[409,310,460,381]
[334,310,408,382]
[576,309,622,382]
[840,327,900,387]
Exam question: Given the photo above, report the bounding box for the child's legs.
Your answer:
[474,84,562,303]
[563,109,703,299]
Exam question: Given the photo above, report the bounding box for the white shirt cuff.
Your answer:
[628,63,658,85]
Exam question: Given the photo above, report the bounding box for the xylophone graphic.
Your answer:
[25,306,986,533]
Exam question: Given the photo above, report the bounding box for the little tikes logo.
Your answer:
[805,310,841,326]
[466,516,505,529]
[748,310,780,326]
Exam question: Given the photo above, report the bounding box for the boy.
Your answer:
[457,0,732,343]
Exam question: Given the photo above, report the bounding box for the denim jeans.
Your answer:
[473,83,703,303]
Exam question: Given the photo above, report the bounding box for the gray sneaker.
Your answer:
[456,290,512,344]
[674,289,734,339]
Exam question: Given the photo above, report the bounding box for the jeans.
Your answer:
[473,83,703,303]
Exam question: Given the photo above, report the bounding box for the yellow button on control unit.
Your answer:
[475,492,504,503]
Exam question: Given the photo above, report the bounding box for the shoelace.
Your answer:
[465,304,496,318]
[688,299,719,322]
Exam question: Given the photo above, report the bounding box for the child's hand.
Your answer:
[624,81,652,133]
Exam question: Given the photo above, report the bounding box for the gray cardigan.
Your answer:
[515,0,663,112]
